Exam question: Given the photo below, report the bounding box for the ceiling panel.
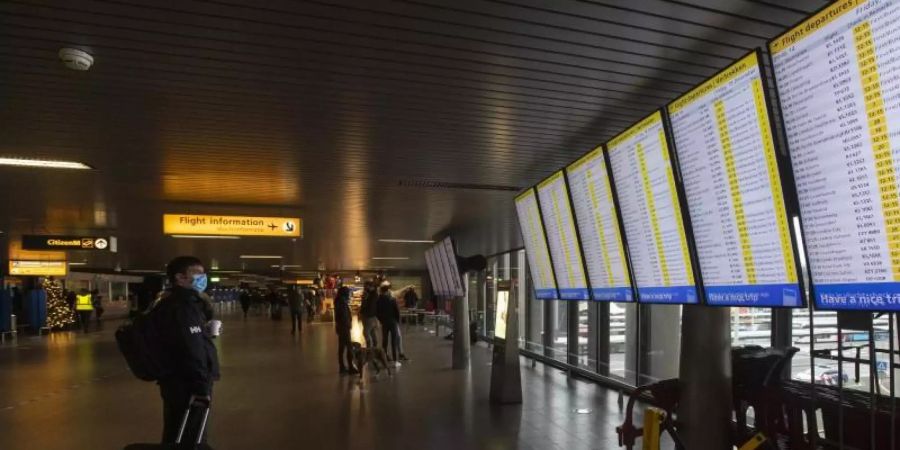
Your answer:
[0,0,828,271]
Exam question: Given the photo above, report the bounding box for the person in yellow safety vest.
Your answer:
[75,291,93,334]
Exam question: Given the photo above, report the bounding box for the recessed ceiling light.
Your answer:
[0,157,92,170]
[171,235,241,240]
[240,255,282,259]
[378,239,434,243]
[372,257,409,260]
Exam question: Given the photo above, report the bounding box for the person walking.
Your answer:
[376,282,407,363]
[288,286,303,335]
[91,289,105,328]
[334,286,357,375]
[304,287,315,323]
[403,286,419,310]
[75,290,93,333]
[359,281,379,348]
[152,255,220,445]
[239,289,251,319]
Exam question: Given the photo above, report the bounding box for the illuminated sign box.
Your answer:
[163,214,302,238]
[22,235,110,251]
[9,260,68,276]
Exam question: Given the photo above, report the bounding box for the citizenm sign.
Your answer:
[23,235,110,251]
[163,214,302,238]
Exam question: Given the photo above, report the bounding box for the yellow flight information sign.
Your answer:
[9,260,68,276]
[607,111,697,304]
[668,51,801,308]
[163,214,302,238]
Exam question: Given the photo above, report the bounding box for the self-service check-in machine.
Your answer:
[490,279,521,405]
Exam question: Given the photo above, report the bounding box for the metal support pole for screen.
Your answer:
[490,279,522,405]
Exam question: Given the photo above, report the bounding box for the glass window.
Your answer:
[549,300,568,362]
[609,302,638,385]
[731,307,773,347]
[575,301,595,371]
[515,250,526,348]
[525,270,545,354]
[639,305,682,385]
[485,257,497,338]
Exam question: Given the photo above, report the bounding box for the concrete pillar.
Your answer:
[678,306,732,450]
[452,294,471,370]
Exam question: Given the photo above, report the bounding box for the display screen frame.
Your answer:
[535,170,592,301]
[515,186,561,300]
[563,146,638,303]
[767,0,897,311]
[666,48,807,309]
[605,109,703,305]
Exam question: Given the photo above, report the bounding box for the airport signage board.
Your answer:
[163,214,302,238]
[22,235,111,251]
[668,51,803,307]
[515,188,559,300]
[566,147,635,302]
[607,111,699,304]
[770,0,900,311]
[9,260,68,276]
[536,171,591,300]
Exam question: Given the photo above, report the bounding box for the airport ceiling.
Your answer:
[0,0,827,273]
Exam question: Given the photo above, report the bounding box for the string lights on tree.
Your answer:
[44,278,75,329]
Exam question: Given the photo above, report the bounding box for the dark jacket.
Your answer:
[360,289,378,318]
[376,292,400,324]
[334,297,352,335]
[288,290,303,313]
[403,289,419,309]
[154,286,220,396]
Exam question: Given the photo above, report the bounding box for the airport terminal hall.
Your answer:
[4,1,900,449]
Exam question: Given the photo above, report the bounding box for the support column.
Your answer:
[452,293,471,370]
[678,306,732,450]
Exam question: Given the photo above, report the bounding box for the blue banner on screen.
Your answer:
[704,284,801,307]
[591,287,633,302]
[814,283,900,311]
[636,286,697,304]
[535,288,557,300]
[558,288,590,301]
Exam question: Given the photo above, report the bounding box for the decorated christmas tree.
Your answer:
[44,278,75,329]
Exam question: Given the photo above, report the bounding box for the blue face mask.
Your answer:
[191,274,208,293]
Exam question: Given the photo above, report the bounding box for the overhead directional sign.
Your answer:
[9,260,68,276]
[22,235,111,251]
[163,214,302,237]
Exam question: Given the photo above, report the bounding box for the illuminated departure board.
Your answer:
[668,51,802,307]
[566,148,634,302]
[515,188,559,299]
[536,171,590,300]
[434,242,455,298]
[426,247,446,296]
[425,248,442,296]
[607,111,698,304]
[441,237,465,297]
[771,0,900,311]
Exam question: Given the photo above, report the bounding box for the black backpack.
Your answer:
[116,303,172,382]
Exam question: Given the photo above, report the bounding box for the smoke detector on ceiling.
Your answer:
[58,48,94,71]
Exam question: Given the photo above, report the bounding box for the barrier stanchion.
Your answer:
[641,407,663,450]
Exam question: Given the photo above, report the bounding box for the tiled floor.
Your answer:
[0,307,643,450]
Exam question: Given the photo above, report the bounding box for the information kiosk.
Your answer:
[489,280,522,405]
[607,111,699,304]
[565,147,636,302]
[515,188,559,300]
[536,171,591,300]
[668,51,804,308]
[770,0,900,311]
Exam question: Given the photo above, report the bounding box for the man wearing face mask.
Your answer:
[154,255,220,445]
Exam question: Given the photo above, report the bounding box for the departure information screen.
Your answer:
[426,247,447,297]
[434,242,455,298]
[515,188,558,299]
[441,237,465,297]
[771,0,900,311]
[424,248,442,296]
[668,52,802,307]
[536,171,590,300]
[607,111,698,304]
[566,148,634,302]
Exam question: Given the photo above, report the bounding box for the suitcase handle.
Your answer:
[176,395,211,445]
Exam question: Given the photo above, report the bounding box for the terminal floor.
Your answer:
[0,310,642,450]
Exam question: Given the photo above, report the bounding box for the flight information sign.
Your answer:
[770,0,900,311]
[433,244,453,298]
[668,51,803,307]
[536,171,590,300]
[441,237,465,297]
[565,148,634,302]
[425,248,443,296]
[607,111,698,304]
[515,188,559,300]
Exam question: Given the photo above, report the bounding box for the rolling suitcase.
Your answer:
[123,396,213,450]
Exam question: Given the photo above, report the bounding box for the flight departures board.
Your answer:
[771,0,900,311]
[565,147,635,302]
[607,111,699,304]
[536,171,590,300]
[515,187,559,300]
[668,51,803,307]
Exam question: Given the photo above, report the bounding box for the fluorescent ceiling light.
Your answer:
[372,257,409,260]
[240,255,282,259]
[68,262,87,266]
[270,264,302,268]
[129,269,164,273]
[369,266,396,269]
[212,270,241,273]
[378,239,434,243]
[171,235,241,240]
[0,157,92,170]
